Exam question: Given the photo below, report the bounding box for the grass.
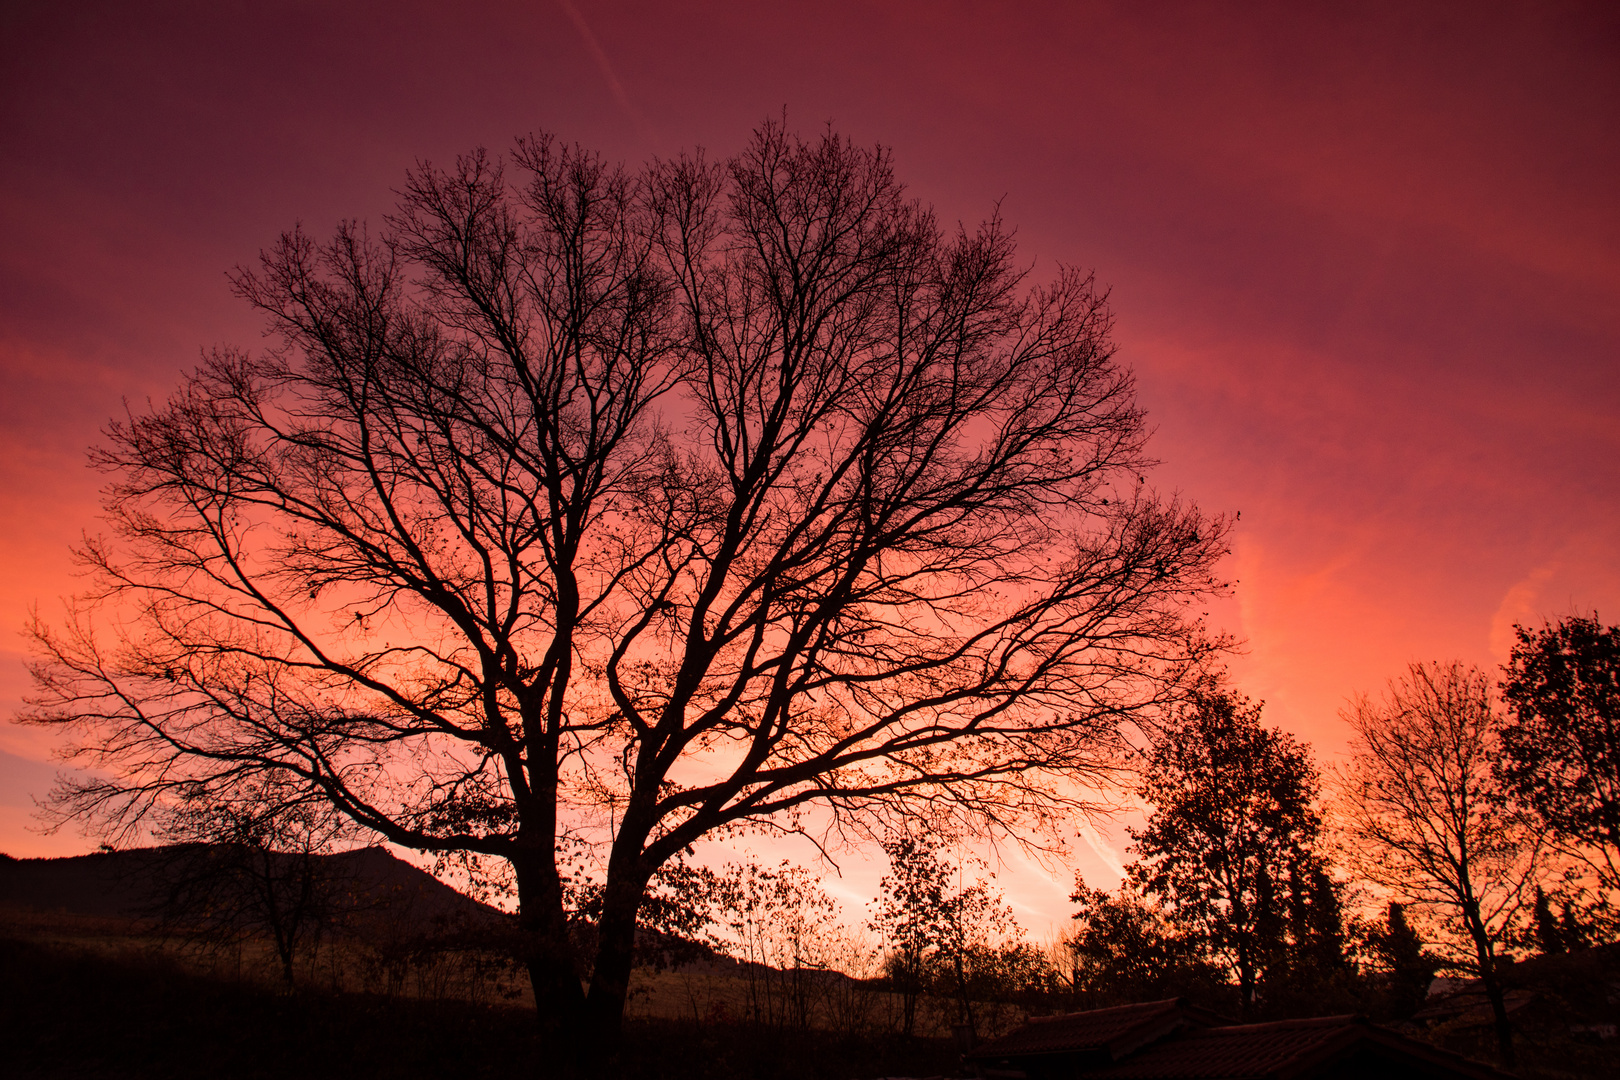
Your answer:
[0,909,961,1080]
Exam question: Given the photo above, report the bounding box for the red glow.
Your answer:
[1,2,1616,928]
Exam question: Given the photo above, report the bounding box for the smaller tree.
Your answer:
[1064,883,1220,1006]
[1365,902,1439,1020]
[925,871,1020,1041]
[710,860,842,1031]
[1500,615,1620,891]
[870,834,1018,1039]
[1128,691,1323,1018]
[871,836,951,1036]
[151,776,359,986]
[1529,884,1592,957]
[1264,860,1357,1016]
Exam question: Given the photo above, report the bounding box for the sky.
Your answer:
[1,0,1617,933]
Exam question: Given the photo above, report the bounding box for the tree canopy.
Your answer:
[1499,614,1620,887]
[1336,661,1542,1065]
[1127,691,1325,1017]
[21,120,1228,1041]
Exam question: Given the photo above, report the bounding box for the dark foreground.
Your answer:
[0,936,959,1080]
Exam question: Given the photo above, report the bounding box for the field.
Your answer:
[0,902,964,1079]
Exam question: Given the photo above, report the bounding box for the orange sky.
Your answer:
[2,1,1617,932]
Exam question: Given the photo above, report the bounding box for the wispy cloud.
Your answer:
[554,0,656,144]
[1076,819,1126,882]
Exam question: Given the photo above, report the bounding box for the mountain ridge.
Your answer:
[0,843,509,932]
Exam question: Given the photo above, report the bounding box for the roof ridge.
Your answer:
[1031,998,1182,1021]
[1191,1014,1365,1033]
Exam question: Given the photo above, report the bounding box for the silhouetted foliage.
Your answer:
[708,860,842,1031]
[1365,901,1439,1020]
[20,118,1228,1048]
[1532,886,1565,957]
[1128,690,1324,1018]
[561,850,725,975]
[870,837,943,1036]
[869,834,1026,1039]
[1337,661,1542,1066]
[1528,883,1593,959]
[1500,614,1620,890]
[1261,860,1359,1017]
[150,777,361,986]
[1063,883,1223,1006]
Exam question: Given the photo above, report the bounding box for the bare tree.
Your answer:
[1335,661,1543,1066]
[20,119,1227,1045]
[150,776,359,987]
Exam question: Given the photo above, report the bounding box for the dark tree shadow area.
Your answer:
[1,935,959,1080]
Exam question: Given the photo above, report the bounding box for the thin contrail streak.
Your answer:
[554,0,656,143]
[1076,819,1127,882]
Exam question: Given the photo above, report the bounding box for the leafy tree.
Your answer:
[19,119,1227,1045]
[871,835,959,1035]
[1064,883,1220,1005]
[1532,885,1564,956]
[870,834,1018,1038]
[1336,661,1543,1066]
[927,868,1019,1041]
[1264,860,1357,1016]
[1128,691,1323,1017]
[1500,614,1620,889]
[1365,902,1438,1019]
[1529,883,1592,957]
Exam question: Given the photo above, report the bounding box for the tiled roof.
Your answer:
[967,999,1228,1062]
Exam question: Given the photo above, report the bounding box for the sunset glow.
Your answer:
[2,2,1616,939]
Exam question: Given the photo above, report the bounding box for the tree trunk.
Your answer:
[512,851,587,1042]
[901,957,919,1036]
[585,865,649,1043]
[1235,940,1257,1020]
[954,951,978,1041]
[1463,901,1515,1067]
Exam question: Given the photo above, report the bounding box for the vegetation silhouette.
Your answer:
[869,833,1035,1042]
[1126,690,1330,1019]
[19,116,1228,1052]
[1336,661,1544,1066]
[1500,614,1620,899]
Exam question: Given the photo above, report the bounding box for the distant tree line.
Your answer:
[1059,612,1619,1069]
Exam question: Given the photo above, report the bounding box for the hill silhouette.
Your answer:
[0,845,508,933]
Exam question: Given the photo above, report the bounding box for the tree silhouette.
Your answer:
[1500,614,1620,890]
[1336,661,1542,1066]
[1128,691,1322,1018]
[20,119,1227,1044]
[1064,883,1219,1005]
[1366,902,1438,1019]
[870,833,1021,1040]
[151,776,359,987]
[870,835,954,1036]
